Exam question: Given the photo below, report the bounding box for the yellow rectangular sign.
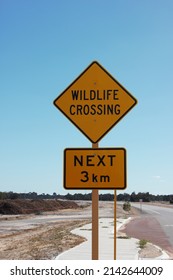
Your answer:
[64,148,126,189]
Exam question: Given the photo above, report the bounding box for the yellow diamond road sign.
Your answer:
[54,61,137,143]
[64,148,126,189]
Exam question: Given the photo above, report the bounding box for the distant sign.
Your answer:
[54,61,137,143]
[64,148,126,189]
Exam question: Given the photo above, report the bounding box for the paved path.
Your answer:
[56,218,140,260]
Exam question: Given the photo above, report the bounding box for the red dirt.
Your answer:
[121,215,173,255]
[0,199,80,215]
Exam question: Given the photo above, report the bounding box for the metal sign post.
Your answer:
[114,190,117,260]
[92,188,99,259]
[92,142,99,260]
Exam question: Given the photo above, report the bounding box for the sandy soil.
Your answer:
[0,201,165,259]
[0,220,89,260]
[138,243,163,259]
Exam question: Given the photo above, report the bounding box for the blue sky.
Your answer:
[0,0,173,196]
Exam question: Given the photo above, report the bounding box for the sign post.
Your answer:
[114,190,116,260]
[92,188,99,259]
[92,142,99,260]
[53,61,137,260]
[140,199,143,212]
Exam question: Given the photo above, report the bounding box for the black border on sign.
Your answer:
[63,147,127,190]
[53,61,138,143]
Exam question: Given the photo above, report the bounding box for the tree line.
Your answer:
[0,191,173,203]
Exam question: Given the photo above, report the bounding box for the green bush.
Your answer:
[139,239,148,249]
[123,201,131,212]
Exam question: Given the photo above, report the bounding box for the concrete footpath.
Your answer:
[56,217,170,260]
[56,218,140,260]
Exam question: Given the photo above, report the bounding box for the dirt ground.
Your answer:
[0,220,88,260]
[0,199,79,215]
[138,243,163,259]
[0,201,165,259]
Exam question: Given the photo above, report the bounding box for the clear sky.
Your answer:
[1,0,173,196]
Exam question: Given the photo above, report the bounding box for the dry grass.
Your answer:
[0,220,89,260]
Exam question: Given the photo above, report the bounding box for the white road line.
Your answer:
[143,208,160,215]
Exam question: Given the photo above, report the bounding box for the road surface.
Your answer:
[121,202,173,255]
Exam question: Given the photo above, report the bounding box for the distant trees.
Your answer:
[0,192,19,200]
[65,192,92,201]
[0,191,173,203]
[129,192,150,202]
[0,192,6,200]
[117,192,173,203]
[117,193,130,202]
[99,193,114,201]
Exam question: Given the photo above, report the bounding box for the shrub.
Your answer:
[123,201,131,212]
[139,239,148,249]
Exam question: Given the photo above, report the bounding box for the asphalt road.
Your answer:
[123,203,173,254]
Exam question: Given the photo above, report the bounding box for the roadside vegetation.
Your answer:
[138,239,148,249]
[123,201,131,212]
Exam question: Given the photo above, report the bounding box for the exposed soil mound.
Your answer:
[0,199,79,215]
